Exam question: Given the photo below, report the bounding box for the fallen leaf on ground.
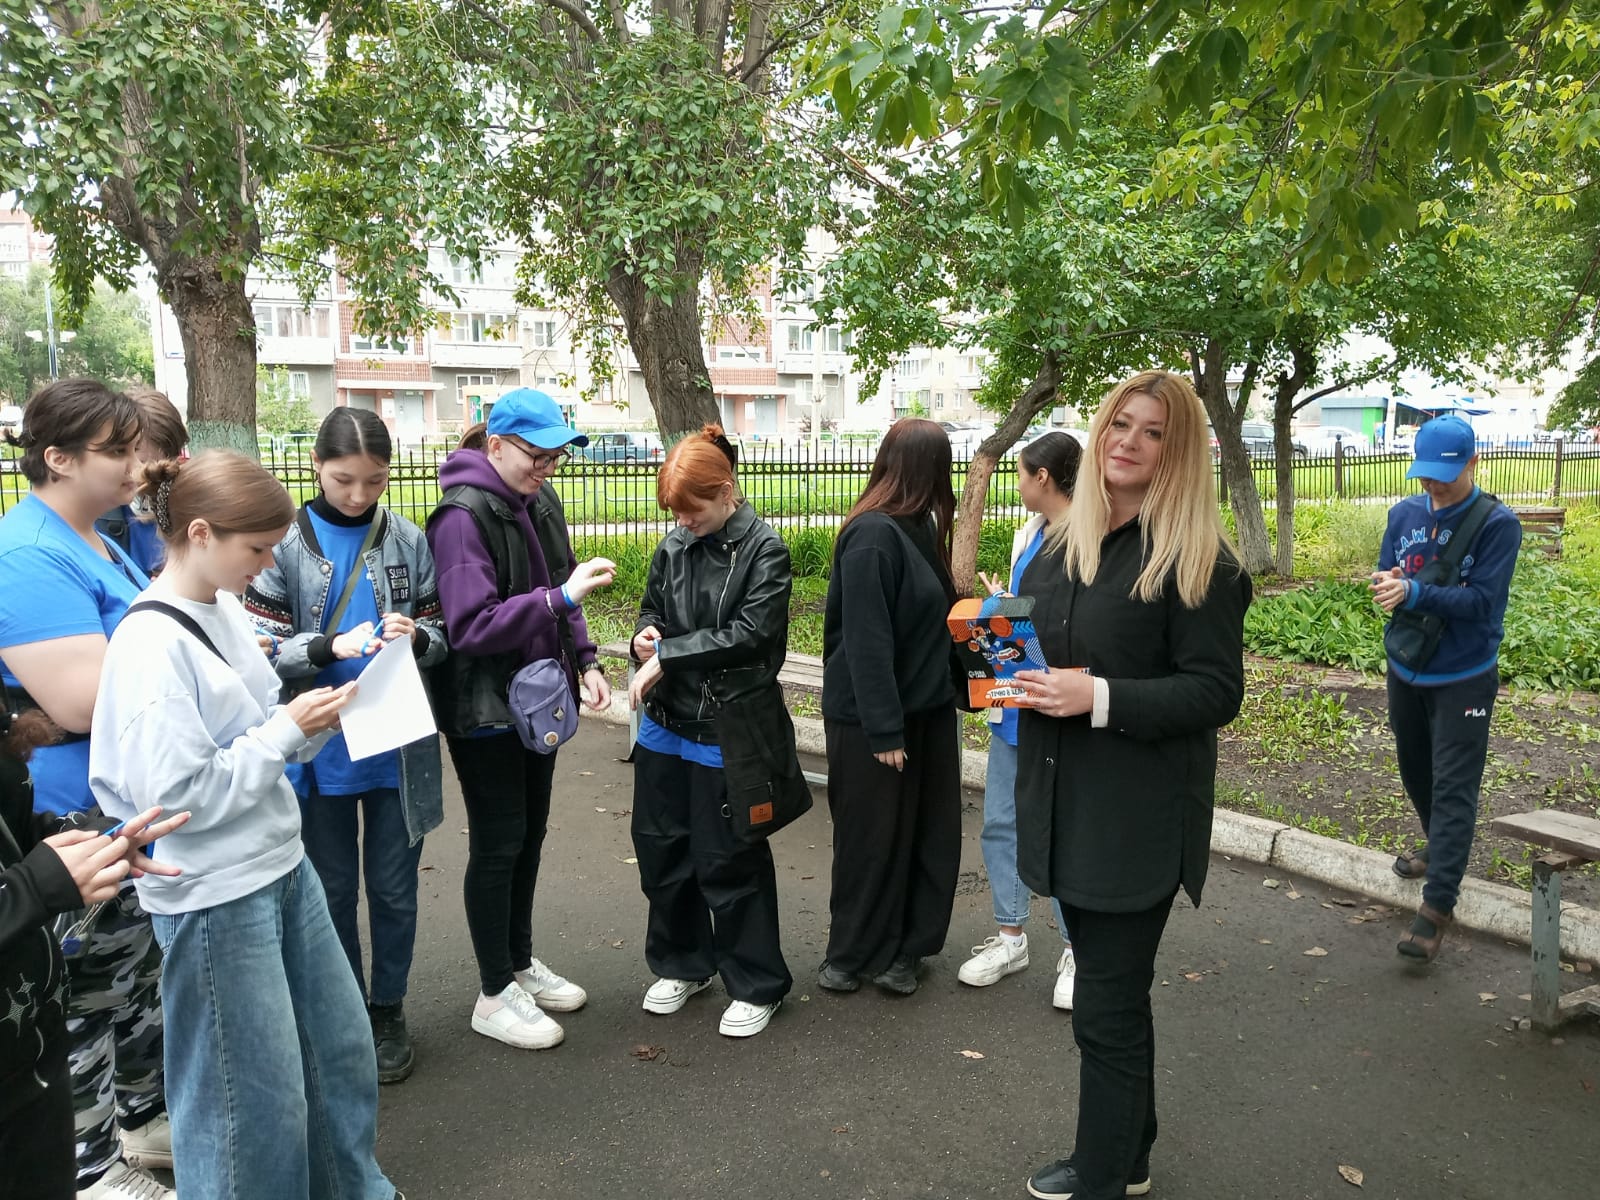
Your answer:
[1263,878,1281,889]
[579,770,594,776]
[594,807,607,813]
[621,856,638,864]
[1328,897,1358,907]
[630,1044,665,1062]
[801,874,815,880]
[1257,938,1273,945]
[1479,992,1498,1004]
[1183,972,1204,982]
[959,1049,986,1059]
[611,940,624,948]
[1337,1164,1364,1187]
[1303,947,1330,957]
[1286,890,1302,900]
[832,1126,849,1134]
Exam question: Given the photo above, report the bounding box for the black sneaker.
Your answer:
[1027,1156,1152,1199]
[871,956,921,995]
[370,1003,416,1084]
[817,960,860,992]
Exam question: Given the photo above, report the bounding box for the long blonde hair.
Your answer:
[1054,371,1239,608]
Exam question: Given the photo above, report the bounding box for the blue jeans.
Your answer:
[298,789,423,1007]
[982,737,1069,941]
[149,860,395,1200]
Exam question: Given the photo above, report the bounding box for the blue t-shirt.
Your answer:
[285,509,399,797]
[0,494,149,815]
[118,503,168,577]
[995,524,1047,747]
[637,713,724,768]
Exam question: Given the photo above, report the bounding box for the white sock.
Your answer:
[999,929,1025,947]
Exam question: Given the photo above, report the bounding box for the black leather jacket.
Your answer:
[634,503,792,743]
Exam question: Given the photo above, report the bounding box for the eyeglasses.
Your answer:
[500,439,571,473]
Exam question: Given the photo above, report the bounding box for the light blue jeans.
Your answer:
[981,736,1069,942]
[149,859,395,1200]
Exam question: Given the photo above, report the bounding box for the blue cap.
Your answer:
[485,388,588,449]
[1406,415,1476,482]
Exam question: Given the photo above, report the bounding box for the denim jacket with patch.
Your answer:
[244,505,448,845]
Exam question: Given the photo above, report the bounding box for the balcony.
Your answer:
[428,339,525,370]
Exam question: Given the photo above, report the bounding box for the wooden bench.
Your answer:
[1511,505,1565,559]
[1488,809,1600,1031]
[598,641,829,785]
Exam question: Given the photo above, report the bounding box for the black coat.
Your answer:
[1015,520,1251,912]
[821,513,957,753]
[0,755,78,1120]
[635,503,792,743]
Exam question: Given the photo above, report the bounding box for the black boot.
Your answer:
[370,1002,416,1084]
[871,956,921,995]
[817,960,860,992]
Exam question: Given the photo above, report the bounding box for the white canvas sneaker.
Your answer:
[77,1159,174,1200]
[1053,945,1077,1011]
[642,977,712,1014]
[718,999,780,1038]
[472,982,565,1049]
[514,958,588,1012]
[958,933,1030,986]
[118,1112,173,1171]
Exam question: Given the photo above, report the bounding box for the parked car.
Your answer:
[1240,421,1308,458]
[577,431,664,463]
[1299,425,1370,455]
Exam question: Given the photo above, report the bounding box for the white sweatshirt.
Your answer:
[89,586,328,914]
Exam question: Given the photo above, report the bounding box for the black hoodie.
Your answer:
[0,754,79,1120]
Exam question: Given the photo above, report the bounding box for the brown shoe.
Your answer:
[1392,845,1429,880]
[1396,902,1452,962]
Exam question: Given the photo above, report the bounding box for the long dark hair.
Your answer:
[1019,432,1081,497]
[315,406,393,464]
[842,418,955,571]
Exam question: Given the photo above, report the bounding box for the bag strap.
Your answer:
[321,517,384,635]
[432,485,530,599]
[530,486,577,665]
[125,601,229,665]
[1434,491,1499,573]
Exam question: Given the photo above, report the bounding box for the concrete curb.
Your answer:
[582,703,1600,963]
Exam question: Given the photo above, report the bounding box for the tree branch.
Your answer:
[526,0,604,42]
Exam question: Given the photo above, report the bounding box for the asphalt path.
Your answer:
[374,721,1599,1200]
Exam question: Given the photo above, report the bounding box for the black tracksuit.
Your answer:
[821,512,960,977]
[0,755,81,1200]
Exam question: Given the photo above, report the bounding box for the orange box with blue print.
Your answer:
[948,596,1050,708]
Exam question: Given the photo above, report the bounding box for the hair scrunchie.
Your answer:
[154,478,174,533]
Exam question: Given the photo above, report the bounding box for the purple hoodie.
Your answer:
[427,449,598,678]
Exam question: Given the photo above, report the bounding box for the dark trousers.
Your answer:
[823,707,960,977]
[631,747,792,1004]
[446,732,557,995]
[0,1048,75,1200]
[1386,668,1499,913]
[298,787,424,1007]
[1059,894,1176,1200]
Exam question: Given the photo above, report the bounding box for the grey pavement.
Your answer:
[377,720,1599,1200]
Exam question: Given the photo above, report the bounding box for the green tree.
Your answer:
[0,265,154,403]
[0,2,501,452]
[254,367,317,436]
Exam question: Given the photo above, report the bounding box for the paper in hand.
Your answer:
[338,635,437,761]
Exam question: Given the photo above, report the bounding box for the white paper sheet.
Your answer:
[338,635,437,761]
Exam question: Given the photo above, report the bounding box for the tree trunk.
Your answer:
[608,271,722,442]
[1273,386,1296,578]
[156,255,259,455]
[950,352,1062,591]
[1193,340,1272,575]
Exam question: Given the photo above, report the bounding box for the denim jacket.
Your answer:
[244,505,448,846]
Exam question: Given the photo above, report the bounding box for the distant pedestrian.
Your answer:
[1370,415,1521,963]
[961,431,1081,1008]
[246,406,448,1083]
[1012,371,1250,1200]
[819,418,960,998]
[628,425,797,1038]
[426,388,614,1050]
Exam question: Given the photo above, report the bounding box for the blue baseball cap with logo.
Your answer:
[1406,415,1477,483]
[486,388,589,449]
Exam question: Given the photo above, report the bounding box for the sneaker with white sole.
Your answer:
[1053,945,1076,1011]
[471,982,564,1049]
[643,977,712,1014]
[118,1112,173,1171]
[719,999,780,1038]
[958,933,1030,986]
[514,958,588,1012]
[77,1159,174,1200]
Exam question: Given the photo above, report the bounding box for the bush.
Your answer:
[1244,580,1387,673]
[783,525,835,579]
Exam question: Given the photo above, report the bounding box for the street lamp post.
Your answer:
[24,286,74,380]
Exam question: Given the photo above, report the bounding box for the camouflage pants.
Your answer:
[64,878,165,1186]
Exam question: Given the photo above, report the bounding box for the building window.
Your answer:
[786,324,849,353]
[525,319,558,349]
[350,330,410,355]
[436,311,515,345]
[717,346,764,364]
[895,355,926,380]
[456,373,496,402]
[253,303,331,340]
[287,371,311,398]
[934,391,945,409]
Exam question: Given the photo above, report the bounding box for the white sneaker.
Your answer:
[1053,946,1077,1011]
[471,982,564,1049]
[642,977,712,1014]
[118,1113,173,1171]
[719,999,780,1038]
[514,958,588,1012]
[958,933,1030,986]
[78,1159,174,1200]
